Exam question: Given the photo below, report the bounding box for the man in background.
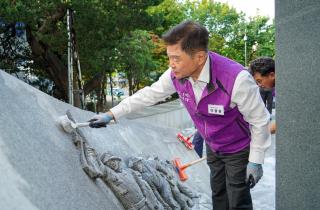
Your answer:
[249,57,276,134]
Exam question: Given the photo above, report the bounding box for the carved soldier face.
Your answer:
[106,159,122,172]
[132,161,144,173]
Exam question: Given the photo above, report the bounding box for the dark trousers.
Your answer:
[206,144,252,210]
[260,88,273,114]
[192,131,204,157]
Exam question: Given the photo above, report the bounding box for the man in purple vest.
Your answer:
[89,20,271,210]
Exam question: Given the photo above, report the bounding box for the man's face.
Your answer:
[167,43,205,80]
[253,72,275,89]
[133,162,143,172]
[106,160,121,172]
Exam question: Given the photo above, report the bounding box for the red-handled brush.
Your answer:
[172,156,207,181]
[177,132,194,150]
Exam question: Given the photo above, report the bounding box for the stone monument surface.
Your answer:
[0,70,211,210]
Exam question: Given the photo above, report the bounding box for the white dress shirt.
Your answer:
[111,56,271,164]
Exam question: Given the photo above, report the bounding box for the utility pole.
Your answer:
[244,27,248,67]
[71,10,85,109]
[67,8,74,105]
[67,9,85,108]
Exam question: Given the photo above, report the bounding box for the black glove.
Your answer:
[88,113,113,128]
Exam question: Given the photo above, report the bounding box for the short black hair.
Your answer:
[162,20,209,55]
[249,57,275,76]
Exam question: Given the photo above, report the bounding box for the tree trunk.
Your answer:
[95,73,106,112]
[83,72,103,96]
[26,25,106,108]
[73,69,82,108]
[24,4,108,108]
[128,74,133,96]
[26,25,69,101]
[109,72,114,107]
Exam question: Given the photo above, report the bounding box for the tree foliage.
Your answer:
[115,30,157,95]
[0,0,164,107]
[0,0,275,110]
[183,0,275,65]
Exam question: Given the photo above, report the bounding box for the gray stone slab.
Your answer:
[276,0,320,209]
[0,70,211,210]
[125,100,194,130]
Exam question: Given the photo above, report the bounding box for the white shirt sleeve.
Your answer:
[110,69,176,120]
[231,70,271,164]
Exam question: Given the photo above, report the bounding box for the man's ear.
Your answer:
[196,51,207,64]
[269,72,275,78]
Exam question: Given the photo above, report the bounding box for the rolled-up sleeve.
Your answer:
[231,70,271,164]
[110,69,176,120]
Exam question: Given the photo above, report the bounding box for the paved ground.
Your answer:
[251,133,275,210]
[251,111,276,210]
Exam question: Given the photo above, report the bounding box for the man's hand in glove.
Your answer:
[246,162,263,188]
[89,112,114,128]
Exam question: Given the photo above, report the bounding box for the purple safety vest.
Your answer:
[171,52,251,154]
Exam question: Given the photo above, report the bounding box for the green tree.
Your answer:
[146,0,188,80]
[183,0,244,62]
[246,17,275,61]
[147,0,187,35]
[183,0,274,66]
[116,30,157,95]
[1,0,274,110]
[0,0,163,109]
